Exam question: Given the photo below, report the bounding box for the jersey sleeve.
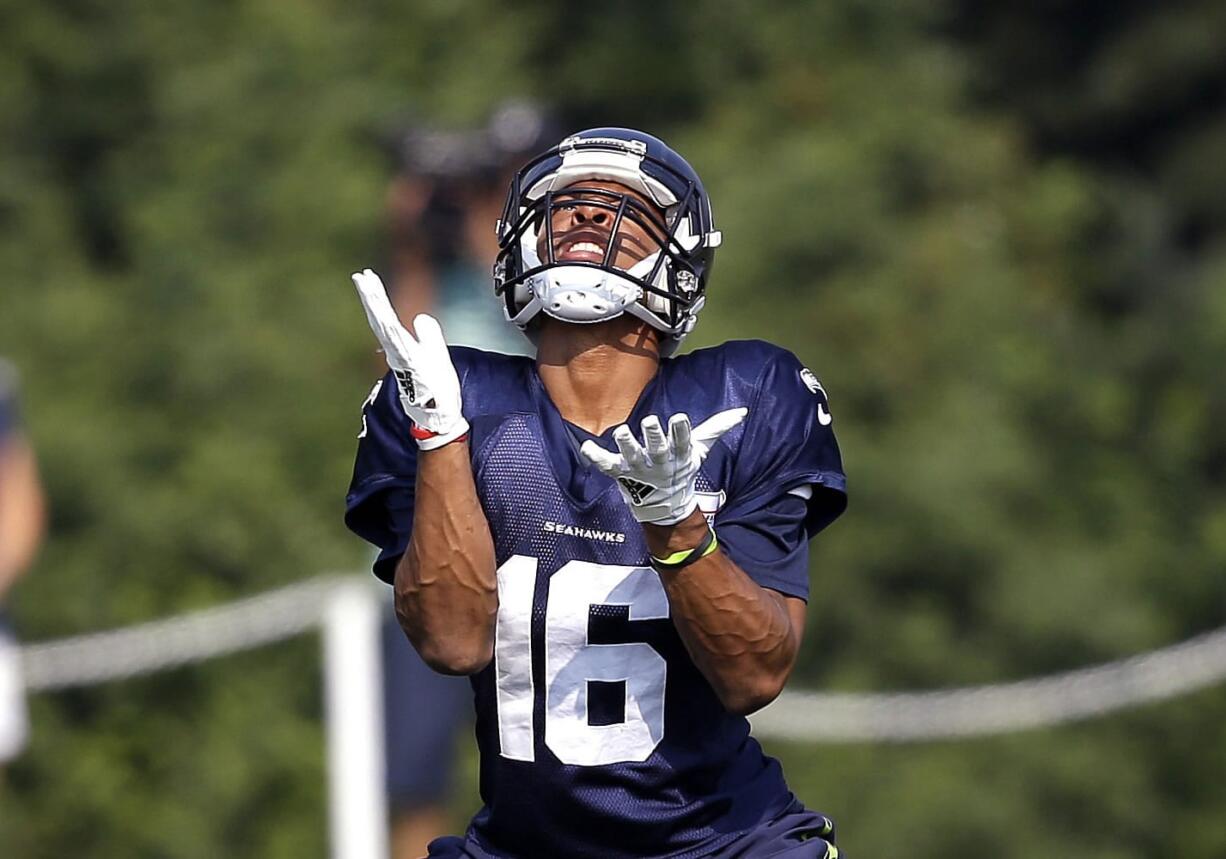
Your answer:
[716,348,848,600]
[0,360,20,443]
[344,372,418,584]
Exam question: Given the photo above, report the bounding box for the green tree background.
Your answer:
[2,1,1225,856]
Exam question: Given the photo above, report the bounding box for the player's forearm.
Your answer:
[0,441,46,600]
[645,514,799,716]
[396,441,498,675]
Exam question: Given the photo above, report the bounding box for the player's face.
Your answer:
[537,180,667,273]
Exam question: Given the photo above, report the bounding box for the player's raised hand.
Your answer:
[352,268,469,450]
[580,407,748,525]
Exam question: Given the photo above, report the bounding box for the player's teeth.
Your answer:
[571,242,603,254]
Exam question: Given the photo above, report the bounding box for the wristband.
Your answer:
[411,425,468,446]
[649,526,718,572]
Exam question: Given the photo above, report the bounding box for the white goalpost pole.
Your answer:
[322,580,389,859]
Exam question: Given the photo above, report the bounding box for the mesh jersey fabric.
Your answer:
[346,340,846,858]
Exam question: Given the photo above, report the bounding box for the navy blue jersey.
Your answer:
[346,340,846,859]
[0,361,21,624]
[0,361,19,443]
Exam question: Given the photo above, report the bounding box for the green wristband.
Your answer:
[649,526,718,571]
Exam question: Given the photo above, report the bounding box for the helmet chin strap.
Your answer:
[536,265,643,324]
[507,256,691,356]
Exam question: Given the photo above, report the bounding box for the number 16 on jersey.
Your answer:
[494,555,670,767]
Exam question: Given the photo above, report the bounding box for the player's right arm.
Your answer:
[398,437,497,675]
[350,270,497,675]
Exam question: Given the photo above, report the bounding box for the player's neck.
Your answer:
[535,316,661,436]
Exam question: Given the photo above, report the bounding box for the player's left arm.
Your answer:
[644,510,804,716]
[580,351,846,716]
[582,409,813,715]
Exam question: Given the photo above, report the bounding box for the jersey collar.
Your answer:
[528,361,669,510]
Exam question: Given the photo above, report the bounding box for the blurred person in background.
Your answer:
[0,359,46,777]
[376,102,556,859]
[384,101,558,353]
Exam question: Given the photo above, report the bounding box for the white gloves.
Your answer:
[580,408,748,525]
[352,268,469,450]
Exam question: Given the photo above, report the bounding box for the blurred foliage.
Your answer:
[1,0,1225,856]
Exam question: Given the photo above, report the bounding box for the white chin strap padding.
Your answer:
[537,265,642,324]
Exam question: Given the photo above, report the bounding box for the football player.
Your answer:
[347,128,848,858]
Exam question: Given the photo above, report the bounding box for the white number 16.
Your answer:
[494,555,669,767]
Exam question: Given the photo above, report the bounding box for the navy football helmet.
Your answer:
[494,128,721,356]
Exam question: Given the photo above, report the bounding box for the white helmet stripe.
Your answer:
[526,149,678,209]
